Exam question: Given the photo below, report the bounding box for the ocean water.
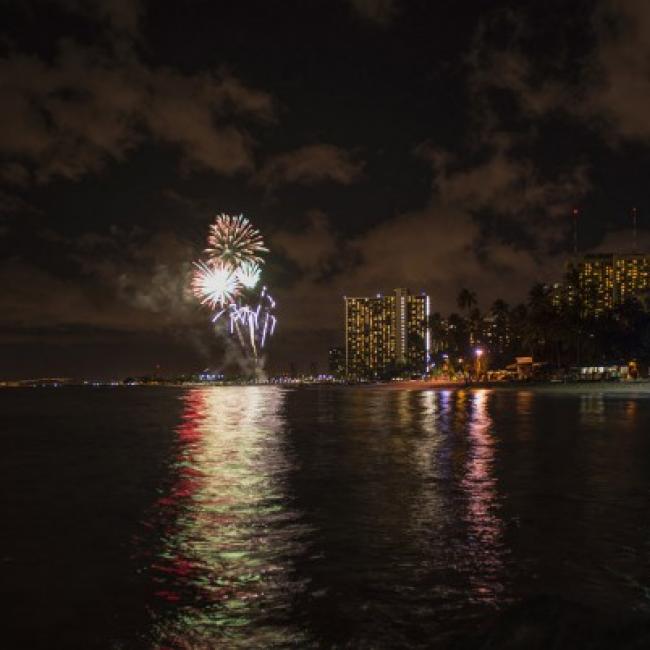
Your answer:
[2,385,650,648]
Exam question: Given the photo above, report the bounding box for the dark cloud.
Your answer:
[271,210,338,272]
[0,40,274,183]
[0,162,30,187]
[469,0,650,144]
[348,0,396,24]
[0,190,37,218]
[591,228,650,253]
[587,0,650,140]
[0,258,138,331]
[0,226,204,333]
[256,144,364,188]
[66,0,144,37]
[422,136,590,246]
[101,0,141,35]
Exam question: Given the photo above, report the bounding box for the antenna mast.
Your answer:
[572,207,579,255]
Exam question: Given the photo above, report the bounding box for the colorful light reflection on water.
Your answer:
[461,389,506,604]
[145,386,309,648]
[116,384,650,648]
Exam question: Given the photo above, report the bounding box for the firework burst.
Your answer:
[206,213,268,267]
[193,213,276,369]
[212,286,277,356]
[235,261,261,290]
[191,260,240,309]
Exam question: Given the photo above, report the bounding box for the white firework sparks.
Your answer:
[191,260,240,308]
[235,261,262,290]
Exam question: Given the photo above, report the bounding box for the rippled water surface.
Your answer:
[2,385,650,648]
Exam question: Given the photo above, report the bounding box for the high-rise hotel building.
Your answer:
[553,253,649,315]
[344,288,430,379]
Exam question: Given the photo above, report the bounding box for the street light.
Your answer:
[474,348,484,381]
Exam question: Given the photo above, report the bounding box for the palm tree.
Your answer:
[428,312,448,353]
[468,306,484,345]
[457,288,477,314]
[527,283,557,361]
[509,303,528,355]
[447,312,469,356]
[491,299,509,319]
[528,283,550,312]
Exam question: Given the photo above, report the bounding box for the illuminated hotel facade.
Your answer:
[344,288,430,379]
[553,253,649,316]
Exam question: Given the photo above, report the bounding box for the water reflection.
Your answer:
[408,388,508,629]
[5,385,650,648]
[134,385,650,646]
[580,393,606,426]
[461,390,506,604]
[146,386,308,648]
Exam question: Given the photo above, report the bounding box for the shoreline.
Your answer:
[344,378,650,394]
[3,379,650,395]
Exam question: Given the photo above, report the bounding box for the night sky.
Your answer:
[2,0,650,378]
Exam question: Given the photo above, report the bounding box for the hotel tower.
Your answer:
[344,288,430,379]
[553,253,650,316]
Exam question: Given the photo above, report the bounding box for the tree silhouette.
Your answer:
[457,288,477,314]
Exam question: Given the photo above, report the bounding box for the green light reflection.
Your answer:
[147,386,309,648]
